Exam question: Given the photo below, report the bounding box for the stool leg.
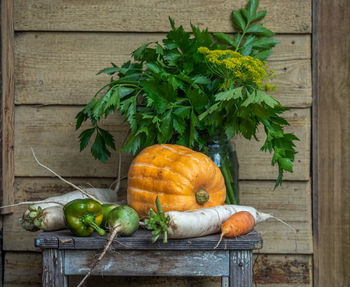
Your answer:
[229,250,253,287]
[42,249,68,287]
[222,276,229,287]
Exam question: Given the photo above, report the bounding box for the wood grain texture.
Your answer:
[1,0,15,213]
[13,0,311,33]
[14,32,311,107]
[253,254,312,285]
[14,106,310,181]
[313,0,350,286]
[4,252,43,287]
[42,249,67,287]
[3,252,312,287]
[64,250,230,276]
[241,181,312,254]
[3,179,310,254]
[35,229,262,251]
[230,250,253,287]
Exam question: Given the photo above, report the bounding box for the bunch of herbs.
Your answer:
[76,0,298,190]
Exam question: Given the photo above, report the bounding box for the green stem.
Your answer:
[94,79,141,97]
[220,158,236,204]
[235,21,251,52]
[155,196,164,218]
[83,216,106,236]
[155,196,168,243]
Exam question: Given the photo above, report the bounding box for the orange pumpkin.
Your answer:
[127,144,226,217]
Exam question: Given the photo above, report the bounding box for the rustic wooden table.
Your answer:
[35,229,263,287]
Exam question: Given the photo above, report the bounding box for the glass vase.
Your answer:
[203,134,239,204]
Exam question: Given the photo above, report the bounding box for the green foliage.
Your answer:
[76,0,298,187]
[144,196,171,243]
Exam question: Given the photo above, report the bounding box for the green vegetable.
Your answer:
[144,196,170,243]
[101,203,119,228]
[76,205,139,286]
[105,205,140,236]
[76,0,298,188]
[63,199,106,237]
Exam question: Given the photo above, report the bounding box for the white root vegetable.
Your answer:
[146,197,295,242]
[166,204,274,238]
[20,206,66,232]
[5,148,123,232]
[18,188,118,232]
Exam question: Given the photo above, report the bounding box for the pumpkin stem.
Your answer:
[195,189,209,205]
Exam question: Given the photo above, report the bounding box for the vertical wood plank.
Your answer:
[314,0,350,286]
[230,250,253,287]
[1,0,15,214]
[221,276,229,287]
[42,249,68,287]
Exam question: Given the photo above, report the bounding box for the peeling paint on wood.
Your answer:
[65,250,230,277]
[3,252,312,286]
[253,254,312,284]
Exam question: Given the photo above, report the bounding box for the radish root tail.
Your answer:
[269,215,296,233]
[214,232,225,249]
[31,148,103,205]
[76,228,119,287]
[0,200,64,209]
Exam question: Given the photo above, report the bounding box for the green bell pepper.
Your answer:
[64,198,106,237]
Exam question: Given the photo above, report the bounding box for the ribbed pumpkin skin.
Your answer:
[127,144,226,217]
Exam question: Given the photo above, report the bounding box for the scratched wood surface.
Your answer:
[3,252,312,287]
[313,0,350,285]
[1,0,15,213]
[14,33,311,107]
[13,106,310,181]
[42,249,67,287]
[35,229,262,251]
[14,0,311,33]
[64,250,231,276]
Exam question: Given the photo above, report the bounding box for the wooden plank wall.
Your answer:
[313,0,350,286]
[2,1,312,286]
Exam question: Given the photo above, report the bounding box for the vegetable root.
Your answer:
[30,148,104,204]
[214,211,255,249]
[146,197,295,243]
[17,188,118,232]
[19,206,65,232]
[0,148,120,232]
[76,205,139,287]
[76,228,118,287]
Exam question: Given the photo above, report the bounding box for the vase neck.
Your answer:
[207,133,229,146]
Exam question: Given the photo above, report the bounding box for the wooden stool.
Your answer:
[35,229,262,287]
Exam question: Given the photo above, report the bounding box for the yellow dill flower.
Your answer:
[198,47,210,54]
[264,82,277,91]
[198,47,272,87]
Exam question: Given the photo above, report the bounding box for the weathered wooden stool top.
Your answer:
[35,229,262,287]
[35,228,263,250]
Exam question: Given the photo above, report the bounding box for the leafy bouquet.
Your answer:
[76,0,298,200]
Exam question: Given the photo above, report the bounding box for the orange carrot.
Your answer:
[214,211,255,248]
[222,211,255,237]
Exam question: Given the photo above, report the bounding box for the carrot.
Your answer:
[214,211,255,248]
[221,211,255,238]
